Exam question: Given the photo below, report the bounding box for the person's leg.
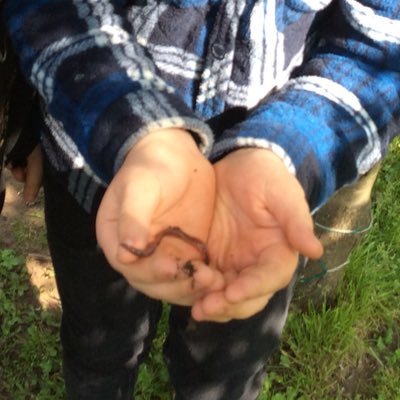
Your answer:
[164,265,300,400]
[43,168,162,400]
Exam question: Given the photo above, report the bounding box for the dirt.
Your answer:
[0,170,60,312]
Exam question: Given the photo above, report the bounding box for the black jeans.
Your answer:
[43,168,299,400]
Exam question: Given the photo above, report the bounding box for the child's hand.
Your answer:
[96,128,224,305]
[192,148,323,321]
[7,144,43,204]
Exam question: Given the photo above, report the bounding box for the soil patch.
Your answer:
[0,170,60,312]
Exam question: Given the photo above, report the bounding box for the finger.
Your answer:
[290,224,323,259]
[10,166,26,182]
[117,252,182,284]
[23,146,43,203]
[192,292,271,322]
[131,271,216,306]
[115,255,224,290]
[265,175,323,259]
[224,244,297,304]
[223,295,272,320]
[188,261,225,292]
[137,261,226,304]
[191,291,230,321]
[192,290,271,322]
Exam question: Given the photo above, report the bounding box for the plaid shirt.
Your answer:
[3,0,400,212]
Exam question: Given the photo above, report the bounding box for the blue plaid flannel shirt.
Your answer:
[3,0,400,212]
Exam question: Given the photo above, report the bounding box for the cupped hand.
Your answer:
[192,148,323,322]
[96,129,224,305]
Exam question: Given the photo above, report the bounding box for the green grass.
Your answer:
[10,208,47,253]
[260,138,400,400]
[134,305,173,400]
[0,138,399,399]
[0,249,64,399]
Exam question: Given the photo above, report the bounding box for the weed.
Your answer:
[259,138,400,399]
[10,217,47,253]
[0,249,64,399]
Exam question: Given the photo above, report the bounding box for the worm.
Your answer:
[121,226,209,267]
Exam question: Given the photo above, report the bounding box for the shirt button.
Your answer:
[211,43,226,60]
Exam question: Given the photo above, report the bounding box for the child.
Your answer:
[3,1,399,398]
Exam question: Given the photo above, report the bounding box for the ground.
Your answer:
[0,170,60,313]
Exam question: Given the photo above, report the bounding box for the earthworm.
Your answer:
[121,226,209,265]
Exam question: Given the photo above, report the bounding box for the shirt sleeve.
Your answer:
[2,0,213,183]
[211,0,400,211]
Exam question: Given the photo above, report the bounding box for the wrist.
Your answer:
[221,147,291,173]
[128,128,199,160]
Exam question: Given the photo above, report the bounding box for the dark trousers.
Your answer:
[43,169,298,400]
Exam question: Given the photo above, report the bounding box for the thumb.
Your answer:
[267,177,323,260]
[23,146,43,204]
[286,218,323,260]
[9,166,26,183]
[116,170,161,264]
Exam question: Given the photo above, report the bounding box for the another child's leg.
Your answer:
[164,268,300,400]
[43,167,162,400]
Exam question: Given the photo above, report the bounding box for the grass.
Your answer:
[0,249,64,399]
[0,138,399,399]
[260,138,400,399]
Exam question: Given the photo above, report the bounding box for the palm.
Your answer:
[96,129,222,305]
[191,148,322,321]
[208,150,299,299]
[209,187,289,273]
